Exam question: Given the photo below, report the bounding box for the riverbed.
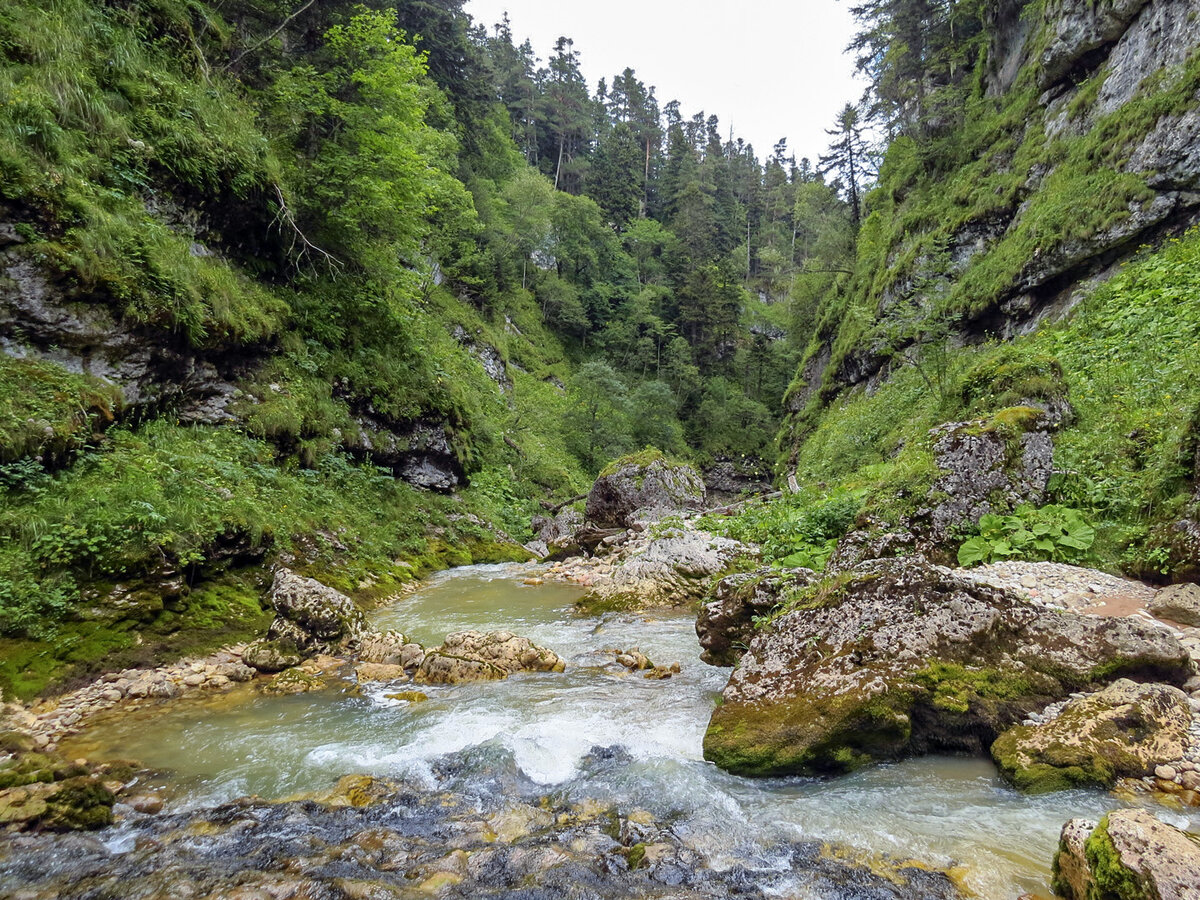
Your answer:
[62,563,1200,898]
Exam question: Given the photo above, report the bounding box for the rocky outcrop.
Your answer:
[585,454,706,528]
[414,631,565,684]
[928,408,1054,538]
[991,679,1194,792]
[341,414,463,491]
[697,567,819,666]
[1149,584,1200,627]
[1037,0,1150,92]
[1053,810,1200,900]
[577,527,753,613]
[243,568,367,671]
[702,557,1191,777]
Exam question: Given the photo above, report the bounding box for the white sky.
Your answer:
[464,0,866,166]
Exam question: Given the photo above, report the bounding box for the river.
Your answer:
[62,563,1200,898]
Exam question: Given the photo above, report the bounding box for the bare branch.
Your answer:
[270,184,342,274]
[222,0,318,72]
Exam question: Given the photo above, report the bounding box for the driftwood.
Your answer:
[700,491,783,517]
[539,492,587,514]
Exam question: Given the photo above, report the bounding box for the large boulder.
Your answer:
[1148,583,1200,627]
[414,631,565,685]
[585,452,706,529]
[244,569,368,671]
[1052,810,1200,900]
[702,557,1191,777]
[697,567,819,667]
[577,527,753,613]
[991,679,1194,792]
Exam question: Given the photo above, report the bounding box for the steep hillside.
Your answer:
[771,0,1200,581]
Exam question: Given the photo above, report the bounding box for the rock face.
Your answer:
[1037,0,1150,91]
[414,631,565,684]
[1149,583,1200,627]
[702,557,1191,777]
[928,409,1054,538]
[702,455,773,503]
[1052,810,1200,900]
[697,567,819,667]
[585,455,706,528]
[577,528,752,612]
[991,679,1193,792]
[243,569,367,671]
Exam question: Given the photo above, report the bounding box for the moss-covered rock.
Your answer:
[703,557,1191,777]
[1052,810,1200,900]
[991,679,1193,793]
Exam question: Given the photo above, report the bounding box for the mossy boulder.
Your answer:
[0,775,115,831]
[991,679,1193,793]
[703,557,1191,777]
[1052,811,1200,900]
[585,452,706,528]
[242,638,303,673]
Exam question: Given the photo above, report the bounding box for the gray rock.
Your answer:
[1148,583,1200,627]
[578,528,754,613]
[703,556,1191,777]
[928,411,1054,538]
[585,455,706,529]
[1037,0,1150,91]
[697,567,819,667]
[260,568,367,659]
[242,639,302,674]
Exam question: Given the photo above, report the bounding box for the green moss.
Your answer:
[1084,816,1153,900]
[598,448,687,479]
[912,662,1032,715]
[624,842,647,870]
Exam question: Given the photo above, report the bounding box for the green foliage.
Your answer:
[956,505,1096,567]
[701,488,862,570]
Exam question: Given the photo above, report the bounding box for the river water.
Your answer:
[66,563,1200,898]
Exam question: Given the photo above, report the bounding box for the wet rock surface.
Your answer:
[0,767,966,900]
[1052,809,1200,900]
[702,557,1192,777]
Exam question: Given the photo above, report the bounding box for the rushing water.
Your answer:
[66,563,1200,899]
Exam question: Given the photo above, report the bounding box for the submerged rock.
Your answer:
[585,453,706,528]
[414,631,565,685]
[703,557,1191,777]
[0,773,967,900]
[1052,810,1200,900]
[991,679,1194,792]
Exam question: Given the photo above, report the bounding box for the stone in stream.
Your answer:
[1052,809,1200,900]
[991,679,1193,792]
[413,631,565,685]
[243,568,368,672]
[702,557,1192,777]
[576,527,754,613]
[0,771,968,900]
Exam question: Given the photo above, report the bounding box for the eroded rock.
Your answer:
[243,569,367,672]
[1052,809,1200,900]
[414,631,565,685]
[1149,583,1200,627]
[697,567,819,666]
[991,679,1193,792]
[703,557,1191,777]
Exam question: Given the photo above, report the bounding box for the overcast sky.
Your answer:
[463,0,866,165]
